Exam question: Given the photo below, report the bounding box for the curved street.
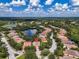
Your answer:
[36,26,57,59]
[1,33,23,59]
[1,37,16,59]
[49,32,57,53]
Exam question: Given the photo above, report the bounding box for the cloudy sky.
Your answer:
[0,0,79,17]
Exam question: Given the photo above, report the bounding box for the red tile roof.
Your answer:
[41,37,47,42]
[34,38,39,42]
[23,41,32,47]
[64,50,79,57]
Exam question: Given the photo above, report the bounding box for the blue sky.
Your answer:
[0,0,79,17]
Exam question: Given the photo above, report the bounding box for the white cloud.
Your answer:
[72,0,79,6]
[24,5,32,12]
[0,0,79,17]
[4,8,13,12]
[45,0,53,5]
[8,8,13,12]
[54,3,69,11]
[11,0,26,6]
[24,5,42,12]
[0,3,4,8]
[62,4,69,9]
[0,3,10,8]
[48,8,54,12]
[5,3,11,6]
[0,8,79,17]
[29,0,39,6]
[55,3,62,11]
[72,7,79,13]
[24,0,42,12]
[23,5,49,17]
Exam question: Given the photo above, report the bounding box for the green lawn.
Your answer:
[0,57,7,59]
[17,55,25,59]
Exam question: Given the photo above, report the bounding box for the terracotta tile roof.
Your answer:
[64,50,79,57]
[41,31,47,35]
[14,37,23,43]
[41,37,47,42]
[34,38,39,42]
[23,41,32,47]
[60,56,74,59]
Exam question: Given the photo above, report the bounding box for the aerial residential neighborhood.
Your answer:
[0,19,79,59]
[0,0,79,59]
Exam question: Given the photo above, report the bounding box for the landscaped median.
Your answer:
[17,55,25,59]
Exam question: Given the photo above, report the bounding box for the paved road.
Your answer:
[38,25,57,59]
[1,37,16,59]
[1,33,23,59]
[40,25,57,53]
[36,47,41,59]
[49,32,57,53]
[49,25,60,29]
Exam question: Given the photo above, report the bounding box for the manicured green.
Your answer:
[17,55,25,59]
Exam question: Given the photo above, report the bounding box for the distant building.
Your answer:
[2,22,17,29]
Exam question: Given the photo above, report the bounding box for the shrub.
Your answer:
[48,53,55,59]
[54,46,64,56]
[39,42,48,50]
[25,48,38,59]
[41,49,50,56]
